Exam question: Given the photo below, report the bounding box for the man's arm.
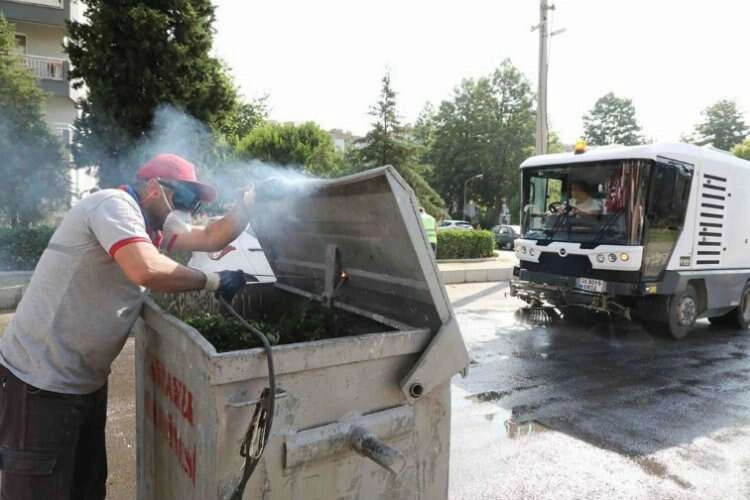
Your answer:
[113,241,207,292]
[168,189,255,253]
[168,205,248,253]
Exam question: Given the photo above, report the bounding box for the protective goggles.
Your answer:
[158,179,203,215]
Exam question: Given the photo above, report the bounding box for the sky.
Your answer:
[213,0,750,145]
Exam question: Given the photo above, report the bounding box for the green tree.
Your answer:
[220,95,269,148]
[687,100,747,151]
[355,72,446,217]
[66,0,237,186]
[582,92,644,146]
[547,131,566,154]
[411,102,437,163]
[356,72,418,167]
[0,15,68,227]
[732,138,750,161]
[237,121,345,177]
[430,60,535,222]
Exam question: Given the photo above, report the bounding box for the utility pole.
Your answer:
[534,0,552,155]
[532,1,564,155]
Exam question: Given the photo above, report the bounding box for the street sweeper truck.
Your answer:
[510,142,750,339]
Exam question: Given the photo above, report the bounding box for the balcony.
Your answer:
[0,0,70,26]
[24,54,73,99]
[25,54,65,80]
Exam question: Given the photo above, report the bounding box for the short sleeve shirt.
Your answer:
[0,189,152,394]
[573,197,603,214]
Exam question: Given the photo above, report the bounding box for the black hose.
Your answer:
[218,296,276,500]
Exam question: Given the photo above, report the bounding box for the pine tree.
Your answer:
[582,93,644,146]
[0,15,68,226]
[356,72,446,217]
[66,0,237,186]
[688,100,748,151]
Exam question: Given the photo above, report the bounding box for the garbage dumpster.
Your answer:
[133,166,469,499]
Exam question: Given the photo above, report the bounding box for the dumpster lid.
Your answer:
[251,167,469,398]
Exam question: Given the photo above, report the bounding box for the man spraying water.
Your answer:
[0,153,253,499]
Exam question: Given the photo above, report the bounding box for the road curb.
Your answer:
[0,285,25,311]
[439,266,514,284]
[0,272,32,311]
[0,271,33,284]
[437,257,502,264]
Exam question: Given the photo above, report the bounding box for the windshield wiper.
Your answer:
[591,210,625,247]
[546,204,573,239]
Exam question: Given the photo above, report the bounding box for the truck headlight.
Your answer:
[620,253,630,262]
[608,253,617,263]
[521,246,527,254]
[529,248,536,257]
[596,254,605,263]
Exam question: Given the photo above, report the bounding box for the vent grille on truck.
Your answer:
[695,173,727,266]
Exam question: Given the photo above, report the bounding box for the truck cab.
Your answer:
[510,143,750,339]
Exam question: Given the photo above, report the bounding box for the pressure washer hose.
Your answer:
[218,296,276,500]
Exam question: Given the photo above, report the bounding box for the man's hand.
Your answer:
[204,270,248,302]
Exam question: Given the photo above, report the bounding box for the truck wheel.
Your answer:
[719,283,750,330]
[667,285,698,339]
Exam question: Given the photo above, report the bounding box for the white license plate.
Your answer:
[575,278,606,293]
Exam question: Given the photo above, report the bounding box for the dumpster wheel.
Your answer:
[218,296,276,500]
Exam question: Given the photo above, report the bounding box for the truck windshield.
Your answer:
[521,159,652,246]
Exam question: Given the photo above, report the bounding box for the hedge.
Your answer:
[0,226,55,271]
[436,229,495,260]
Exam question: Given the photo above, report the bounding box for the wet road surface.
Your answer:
[447,282,750,500]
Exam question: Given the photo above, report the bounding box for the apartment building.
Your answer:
[0,0,95,202]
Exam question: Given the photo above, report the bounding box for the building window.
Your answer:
[14,34,27,55]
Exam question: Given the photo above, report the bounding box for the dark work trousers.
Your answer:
[0,364,108,500]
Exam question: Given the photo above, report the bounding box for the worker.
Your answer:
[0,153,254,499]
[419,206,437,254]
[568,180,603,214]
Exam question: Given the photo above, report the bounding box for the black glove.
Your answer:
[215,270,248,302]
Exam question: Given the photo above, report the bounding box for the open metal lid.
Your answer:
[251,167,469,399]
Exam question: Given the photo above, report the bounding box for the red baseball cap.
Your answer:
[137,154,217,203]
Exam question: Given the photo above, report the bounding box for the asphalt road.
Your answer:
[447,282,750,500]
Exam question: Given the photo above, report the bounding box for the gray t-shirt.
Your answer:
[0,189,152,394]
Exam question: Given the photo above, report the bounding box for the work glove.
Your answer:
[204,269,249,302]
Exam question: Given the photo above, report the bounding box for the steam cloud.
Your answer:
[116,105,320,205]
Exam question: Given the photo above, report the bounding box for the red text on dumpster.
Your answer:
[148,354,194,425]
[145,389,197,485]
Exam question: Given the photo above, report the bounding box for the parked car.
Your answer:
[492,224,520,250]
[439,219,474,230]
